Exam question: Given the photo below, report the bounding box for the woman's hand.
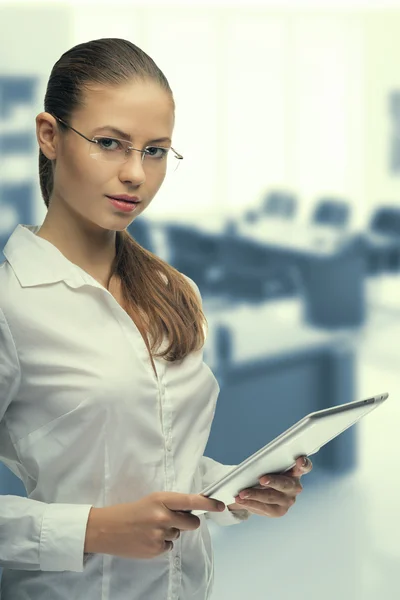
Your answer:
[84,492,226,559]
[227,456,313,517]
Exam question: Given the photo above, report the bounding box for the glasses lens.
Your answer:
[89,137,183,176]
[90,137,128,162]
[164,150,182,177]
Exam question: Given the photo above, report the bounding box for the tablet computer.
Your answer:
[192,392,389,515]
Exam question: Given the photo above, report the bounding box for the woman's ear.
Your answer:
[36,112,59,160]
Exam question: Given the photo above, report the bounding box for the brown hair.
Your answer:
[39,38,207,362]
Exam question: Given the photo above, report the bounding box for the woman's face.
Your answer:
[37,79,175,233]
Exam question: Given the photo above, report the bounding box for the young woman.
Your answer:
[0,38,312,600]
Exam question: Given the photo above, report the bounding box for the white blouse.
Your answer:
[0,224,249,600]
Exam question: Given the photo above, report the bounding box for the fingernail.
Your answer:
[217,502,225,510]
[302,456,309,468]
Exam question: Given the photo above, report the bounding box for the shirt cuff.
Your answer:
[205,507,251,526]
[39,504,94,572]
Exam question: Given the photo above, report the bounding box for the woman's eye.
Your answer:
[146,146,168,159]
[98,138,121,151]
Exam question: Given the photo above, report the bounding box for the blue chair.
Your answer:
[164,224,223,295]
[312,198,350,229]
[218,234,300,303]
[243,209,259,225]
[262,190,297,219]
[365,206,400,274]
[300,236,367,329]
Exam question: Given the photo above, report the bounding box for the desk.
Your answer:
[239,221,349,256]
[193,219,367,329]
[241,222,367,328]
[362,230,400,273]
[204,302,357,474]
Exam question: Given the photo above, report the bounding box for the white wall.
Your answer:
[364,11,400,220]
[3,4,400,231]
[71,7,368,229]
[0,5,73,226]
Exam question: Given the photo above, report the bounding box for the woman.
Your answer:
[0,38,312,600]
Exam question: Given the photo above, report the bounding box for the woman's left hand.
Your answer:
[227,456,313,517]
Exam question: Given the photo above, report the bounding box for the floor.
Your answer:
[208,293,400,600]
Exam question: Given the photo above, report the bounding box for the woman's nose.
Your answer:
[118,151,146,185]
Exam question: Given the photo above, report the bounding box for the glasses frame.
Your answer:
[52,115,183,165]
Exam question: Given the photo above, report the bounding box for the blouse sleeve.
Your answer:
[0,308,94,572]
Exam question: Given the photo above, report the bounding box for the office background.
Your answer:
[1,1,399,598]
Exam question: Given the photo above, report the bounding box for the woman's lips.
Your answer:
[106,196,140,212]
[107,194,140,202]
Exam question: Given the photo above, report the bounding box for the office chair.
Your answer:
[312,198,350,229]
[366,206,400,273]
[218,234,300,303]
[243,209,259,225]
[262,190,297,219]
[164,224,223,295]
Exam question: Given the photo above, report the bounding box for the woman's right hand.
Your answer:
[84,492,226,559]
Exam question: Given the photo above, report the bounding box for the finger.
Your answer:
[286,465,305,478]
[293,456,313,477]
[280,457,313,478]
[171,511,201,532]
[257,474,303,495]
[236,488,297,507]
[163,540,174,552]
[164,527,181,542]
[235,500,289,518]
[293,456,313,476]
[163,493,225,513]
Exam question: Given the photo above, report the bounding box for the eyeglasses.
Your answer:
[52,115,183,175]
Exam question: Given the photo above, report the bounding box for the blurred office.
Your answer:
[0,2,399,598]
